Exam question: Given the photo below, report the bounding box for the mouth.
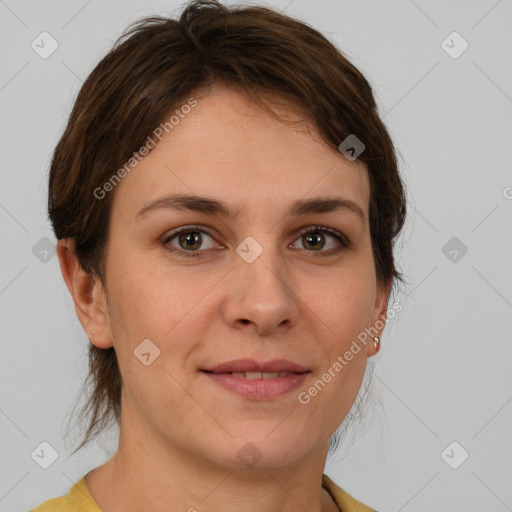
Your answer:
[199,362,311,400]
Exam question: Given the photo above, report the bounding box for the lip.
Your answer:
[202,358,309,373]
[201,371,310,400]
[200,359,310,400]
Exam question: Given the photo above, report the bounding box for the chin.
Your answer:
[209,430,314,472]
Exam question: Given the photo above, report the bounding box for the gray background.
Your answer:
[1,0,511,511]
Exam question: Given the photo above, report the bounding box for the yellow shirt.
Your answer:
[30,473,376,512]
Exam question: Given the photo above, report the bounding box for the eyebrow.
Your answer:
[135,193,366,224]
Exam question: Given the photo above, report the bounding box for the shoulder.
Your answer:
[322,474,378,512]
[30,475,102,512]
[30,495,68,512]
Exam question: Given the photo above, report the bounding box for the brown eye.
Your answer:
[291,226,349,256]
[164,226,219,257]
[178,231,202,250]
[302,232,325,251]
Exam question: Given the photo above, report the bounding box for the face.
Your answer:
[70,85,389,470]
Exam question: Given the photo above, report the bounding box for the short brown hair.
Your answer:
[49,0,406,454]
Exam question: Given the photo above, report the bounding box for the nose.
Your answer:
[221,242,300,336]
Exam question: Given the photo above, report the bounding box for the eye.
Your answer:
[290,226,349,256]
[163,225,221,258]
[162,224,349,259]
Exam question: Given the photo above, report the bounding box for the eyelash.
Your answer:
[162,224,350,259]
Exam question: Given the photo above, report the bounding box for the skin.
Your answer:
[58,84,390,512]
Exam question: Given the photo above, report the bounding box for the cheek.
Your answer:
[104,262,200,411]
[106,246,192,325]
[310,267,376,343]
[307,276,374,419]
[104,251,216,369]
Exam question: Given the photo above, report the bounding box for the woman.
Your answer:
[32,0,406,510]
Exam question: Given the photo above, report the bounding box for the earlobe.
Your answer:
[368,278,392,356]
[373,335,381,354]
[56,239,113,349]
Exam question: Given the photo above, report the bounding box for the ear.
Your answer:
[57,238,113,349]
[367,277,393,356]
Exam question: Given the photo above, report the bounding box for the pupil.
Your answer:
[305,232,324,250]
[180,231,201,250]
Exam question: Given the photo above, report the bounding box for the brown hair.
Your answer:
[48,0,406,454]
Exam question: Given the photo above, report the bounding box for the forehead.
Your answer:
[110,85,370,221]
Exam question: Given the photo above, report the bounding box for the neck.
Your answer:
[85,407,337,512]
